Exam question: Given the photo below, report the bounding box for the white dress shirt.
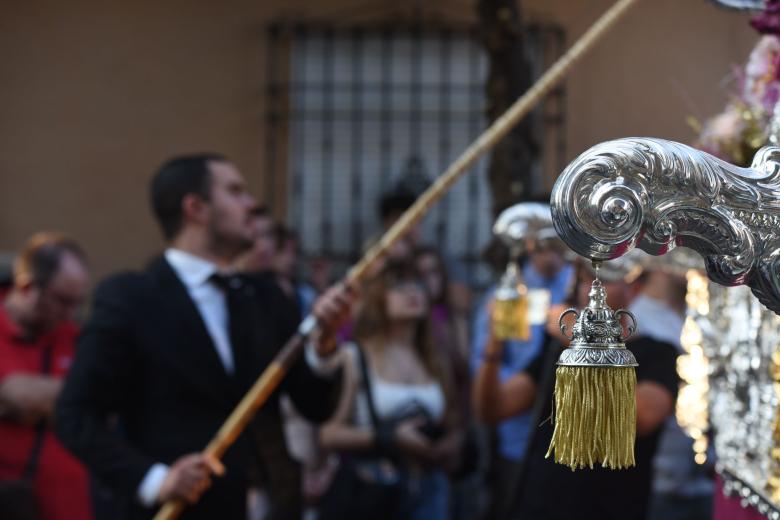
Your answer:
[137,248,341,507]
[165,248,236,372]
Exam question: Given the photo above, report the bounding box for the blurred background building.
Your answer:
[0,0,759,282]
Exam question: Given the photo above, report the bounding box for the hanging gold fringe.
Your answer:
[546,366,637,470]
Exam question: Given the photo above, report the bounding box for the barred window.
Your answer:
[264,23,565,286]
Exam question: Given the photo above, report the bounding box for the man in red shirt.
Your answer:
[0,232,92,520]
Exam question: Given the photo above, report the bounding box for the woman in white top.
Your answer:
[318,260,460,520]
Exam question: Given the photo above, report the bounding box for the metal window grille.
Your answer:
[264,23,565,287]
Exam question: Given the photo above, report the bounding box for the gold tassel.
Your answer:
[492,256,531,341]
[546,366,636,470]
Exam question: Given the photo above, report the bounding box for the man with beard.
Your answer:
[56,154,351,519]
[236,206,276,274]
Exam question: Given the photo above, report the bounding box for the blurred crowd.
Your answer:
[0,154,714,520]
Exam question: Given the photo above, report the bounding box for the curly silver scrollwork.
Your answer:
[709,0,766,10]
[551,137,780,314]
[559,308,579,340]
[615,309,637,340]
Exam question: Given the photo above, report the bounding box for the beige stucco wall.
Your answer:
[0,0,757,278]
[526,0,756,191]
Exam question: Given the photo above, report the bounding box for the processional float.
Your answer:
[549,136,780,516]
[549,136,780,517]
[545,1,780,517]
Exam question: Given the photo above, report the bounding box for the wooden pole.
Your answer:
[155,0,640,517]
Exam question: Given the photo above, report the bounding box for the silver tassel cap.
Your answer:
[557,279,638,368]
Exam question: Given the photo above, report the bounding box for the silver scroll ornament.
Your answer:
[550,137,780,315]
[709,0,766,10]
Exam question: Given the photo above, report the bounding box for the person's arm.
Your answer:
[636,382,674,436]
[633,338,679,437]
[472,335,537,424]
[319,347,433,460]
[429,428,464,473]
[470,297,537,424]
[279,283,356,424]
[0,374,62,425]
[319,348,375,452]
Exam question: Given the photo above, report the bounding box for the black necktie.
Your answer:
[209,273,249,377]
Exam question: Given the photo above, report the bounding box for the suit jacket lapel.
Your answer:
[147,257,235,407]
[228,279,265,393]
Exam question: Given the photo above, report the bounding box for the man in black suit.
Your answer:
[55,154,351,519]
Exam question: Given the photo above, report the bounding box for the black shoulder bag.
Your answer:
[0,345,53,520]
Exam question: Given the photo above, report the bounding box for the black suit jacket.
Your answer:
[55,257,340,520]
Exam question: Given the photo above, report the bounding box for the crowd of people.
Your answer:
[0,153,714,520]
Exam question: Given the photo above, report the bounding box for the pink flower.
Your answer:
[744,36,780,111]
[702,106,745,142]
[745,36,779,78]
[763,82,780,111]
[696,106,745,161]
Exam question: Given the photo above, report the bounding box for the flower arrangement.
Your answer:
[693,3,780,165]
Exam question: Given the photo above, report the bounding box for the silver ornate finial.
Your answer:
[586,278,608,311]
[558,278,637,368]
[495,262,523,301]
[493,202,552,252]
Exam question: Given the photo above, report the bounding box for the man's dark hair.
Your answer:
[150,153,226,240]
[272,222,298,251]
[378,191,416,222]
[14,232,88,289]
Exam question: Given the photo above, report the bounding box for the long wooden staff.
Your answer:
[155,0,640,517]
